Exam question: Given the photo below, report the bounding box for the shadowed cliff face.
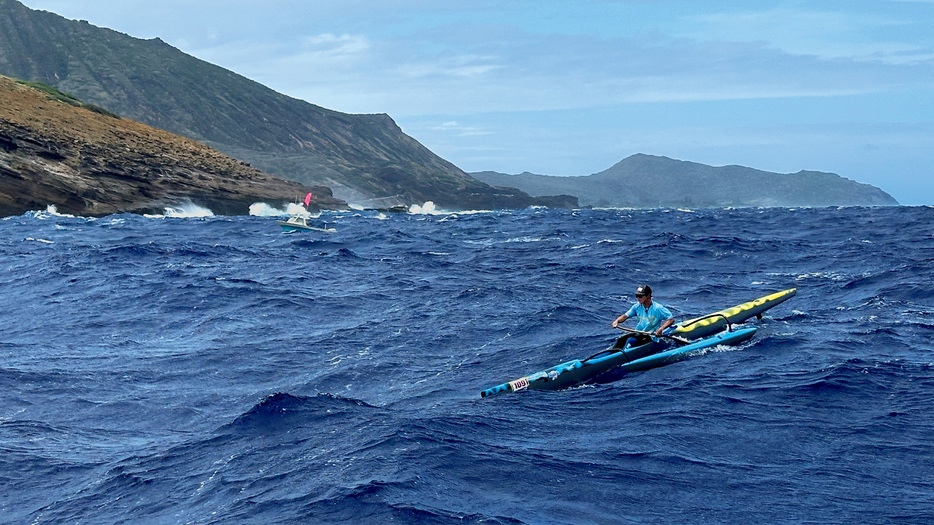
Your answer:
[0,76,345,217]
[0,0,575,210]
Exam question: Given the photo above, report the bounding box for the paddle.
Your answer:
[615,325,692,345]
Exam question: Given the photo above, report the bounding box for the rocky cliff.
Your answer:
[474,154,899,208]
[0,0,573,211]
[0,75,344,217]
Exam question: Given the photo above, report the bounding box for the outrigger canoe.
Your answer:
[479,288,796,398]
[277,191,335,233]
[277,215,334,233]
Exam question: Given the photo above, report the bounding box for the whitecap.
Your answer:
[32,205,76,219]
[145,201,215,218]
[408,201,442,215]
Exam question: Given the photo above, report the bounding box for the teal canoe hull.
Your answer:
[589,327,756,384]
[479,327,756,398]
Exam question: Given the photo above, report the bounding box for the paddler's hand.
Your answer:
[654,328,664,336]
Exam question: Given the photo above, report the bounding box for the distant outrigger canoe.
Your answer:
[277,215,334,233]
[277,192,335,233]
[480,288,796,398]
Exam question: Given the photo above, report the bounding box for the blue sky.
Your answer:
[20,0,934,204]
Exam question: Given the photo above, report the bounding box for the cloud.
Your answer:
[28,0,932,116]
[397,54,503,79]
[300,33,372,60]
[681,7,934,65]
[426,121,493,137]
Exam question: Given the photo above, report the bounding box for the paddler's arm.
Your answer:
[654,317,675,336]
[611,314,629,328]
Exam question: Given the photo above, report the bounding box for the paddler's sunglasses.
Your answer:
[635,294,646,298]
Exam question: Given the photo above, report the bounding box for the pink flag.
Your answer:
[303,192,313,207]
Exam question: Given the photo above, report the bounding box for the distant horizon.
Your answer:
[14,0,934,205]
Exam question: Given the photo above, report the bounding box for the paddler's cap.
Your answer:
[635,284,652,297]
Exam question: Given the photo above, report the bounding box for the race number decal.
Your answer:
[508,377,530,392]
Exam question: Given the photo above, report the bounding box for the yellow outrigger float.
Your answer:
[673,288,797,340]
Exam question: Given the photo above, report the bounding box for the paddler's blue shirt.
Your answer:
[625,301,674,332]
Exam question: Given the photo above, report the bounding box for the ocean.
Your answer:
[1,205,932,524]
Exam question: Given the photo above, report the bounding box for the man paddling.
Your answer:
[611,284,675,347]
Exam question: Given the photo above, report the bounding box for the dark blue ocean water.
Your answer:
[2,205,933,524]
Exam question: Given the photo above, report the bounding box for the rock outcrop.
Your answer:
[0,75,344,217]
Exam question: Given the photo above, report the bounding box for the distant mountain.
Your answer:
[0,0,574,210]
[0,75,345,217]
[473,154,899,208]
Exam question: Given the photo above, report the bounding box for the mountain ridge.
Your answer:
[473,154,898,208]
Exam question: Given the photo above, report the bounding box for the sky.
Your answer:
[18,0,934,205]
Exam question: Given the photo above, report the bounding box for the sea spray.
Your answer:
[250,202,313,217]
